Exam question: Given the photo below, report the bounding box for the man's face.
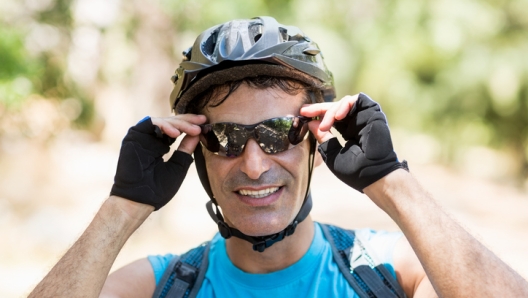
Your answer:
[202,83,311,237]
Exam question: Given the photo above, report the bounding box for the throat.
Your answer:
[224,217,314,273]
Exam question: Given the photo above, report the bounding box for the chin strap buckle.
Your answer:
[253,242,267,252]
[218,221,232,239]
[253,232,283,252]
[251,221,299,252]
[285,221,298,236]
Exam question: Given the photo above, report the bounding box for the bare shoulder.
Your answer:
[393,237,438,298]
[100,258,156,298]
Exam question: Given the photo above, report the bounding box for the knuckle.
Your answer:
[343,95,356,102]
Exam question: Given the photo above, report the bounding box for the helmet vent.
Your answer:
[288,33,305,41]
[182,47,192,61]
[249,23,263,45]
[279,27,288,42]
[170,16,336,113]
[202,32,217,56]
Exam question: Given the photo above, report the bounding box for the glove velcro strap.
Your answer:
[318,137,406,192]
[110,118,193,210]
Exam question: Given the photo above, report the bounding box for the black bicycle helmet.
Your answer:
[170,16,335,252]
[170,16,335,113]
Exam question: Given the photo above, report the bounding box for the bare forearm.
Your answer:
[29,196,153,298]
[365,169,528,297]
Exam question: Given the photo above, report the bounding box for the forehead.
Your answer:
[204,83,307,124]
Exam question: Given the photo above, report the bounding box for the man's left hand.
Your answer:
[300,93,405,192]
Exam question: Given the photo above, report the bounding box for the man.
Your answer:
[30,16,528,298]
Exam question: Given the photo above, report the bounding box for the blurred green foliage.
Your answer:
[162,0,528,179]
[1,0,527,180]
[0,28,39,107]
[0,0,91,127]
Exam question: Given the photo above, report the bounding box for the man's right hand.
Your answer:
[110,114,206,210]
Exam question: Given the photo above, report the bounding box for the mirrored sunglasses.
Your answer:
[199,116,314,157]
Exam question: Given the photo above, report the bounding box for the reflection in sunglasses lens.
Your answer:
[199,117,312,157]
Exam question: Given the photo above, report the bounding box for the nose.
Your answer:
[239,139,271,180]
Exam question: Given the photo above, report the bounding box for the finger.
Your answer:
[176,113,208,124]
[319,94,361,131]
[151,114,206,128]
[176,134,200,155]
[317,137,343,173]
[334,94,359,120]
[161,120,201,137]
[157,113,207,124]
[308,121,334,144]
[319,103,340,131]
[152,115,207,138]
[300,102,334,117]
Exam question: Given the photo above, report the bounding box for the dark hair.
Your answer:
[186,76,324,114]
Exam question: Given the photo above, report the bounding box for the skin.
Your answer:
[301,94,528,297]
[200,85,315,274]
[202,86,311,237]
[28,87,528,298]
[29,114,206,298]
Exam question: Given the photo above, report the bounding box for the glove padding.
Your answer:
[318,93,405,192]
[110,117,193,210]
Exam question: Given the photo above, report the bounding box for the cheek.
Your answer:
[276,140,312,184]
[203,140,312,193]
[204,153,229,191]
[203,151,246,198]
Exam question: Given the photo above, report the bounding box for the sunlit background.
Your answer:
[1,0,528,296]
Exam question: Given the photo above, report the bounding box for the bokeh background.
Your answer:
[1,0,528,296]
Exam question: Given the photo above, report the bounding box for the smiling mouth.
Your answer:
[237,187,281,198]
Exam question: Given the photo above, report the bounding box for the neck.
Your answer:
[225,216,314,274]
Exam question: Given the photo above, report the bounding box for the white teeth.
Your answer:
[238,187,280,198]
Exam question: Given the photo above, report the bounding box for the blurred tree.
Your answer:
[0,0,93,139]
[1,0,527,182]
[0,28,40,108]
[285,0,528,182]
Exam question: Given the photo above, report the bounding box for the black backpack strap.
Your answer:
[320,223,371,298]
[320,223,406,298]
[152,242,211,298]
[186,243,210,298]
[352,233,406,298]
[153,255,181,298]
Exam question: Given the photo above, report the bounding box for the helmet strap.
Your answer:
[194,134,317,252]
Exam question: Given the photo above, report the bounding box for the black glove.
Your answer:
[318,93,407,192]
[110,117,193,210]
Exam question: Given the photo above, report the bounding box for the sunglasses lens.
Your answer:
[256,117,304,154]
[287,117,309,145]
[199,127,220,153]
[200,123,248,157]
[200,117,310,157]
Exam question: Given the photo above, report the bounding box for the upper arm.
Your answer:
[100,258,156,298]
[393,237,437,298]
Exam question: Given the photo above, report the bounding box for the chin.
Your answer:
[229,215,292,237]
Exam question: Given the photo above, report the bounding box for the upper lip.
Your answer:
[233,185,282,192]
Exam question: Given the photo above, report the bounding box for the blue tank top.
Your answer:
[149,223,402,297]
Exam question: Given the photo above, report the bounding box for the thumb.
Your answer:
[317,137,343,172]
[155,149,193,210]
[177,134,200,154]
[308,121,334,144]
